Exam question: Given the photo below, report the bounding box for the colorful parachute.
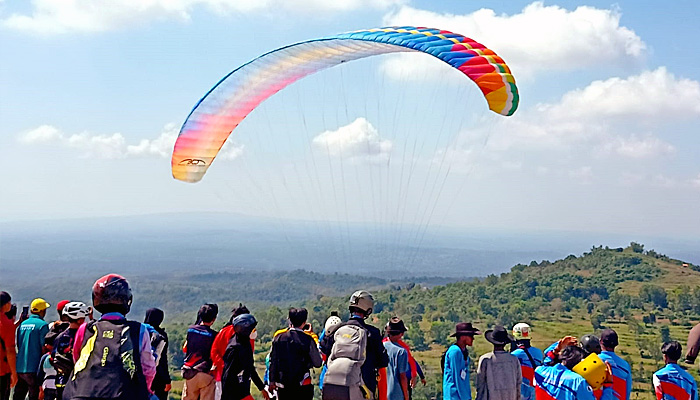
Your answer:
[172,27,519,183]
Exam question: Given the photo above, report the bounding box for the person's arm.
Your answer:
[653,374,664,400]
[475,356,487,400]
[515,357,522,400]
[72,323,87,363]
[686,325,700,364]
[3,323,18,387]
[268,336,279,387]
[309,336,323,368]
[320,329,334,357]
[139,325,157,393]
[398,349,410,400]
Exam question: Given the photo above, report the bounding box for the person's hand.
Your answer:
[269,383,277,392]
[10,372,17,388]
[421,378,427,386]
[604,362,613,384]
[410,376,417,388]
[261,389,271,400]
[164,383,172,392]
[39,388,44,400]
[555,336,578,353]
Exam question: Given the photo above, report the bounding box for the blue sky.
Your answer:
[1,0,699,240]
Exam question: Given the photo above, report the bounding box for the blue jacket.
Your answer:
[443,344,471,400]
[512,345,544,400]
[653,364,698,400]
[598,351,632,400]
[535,363,614,400]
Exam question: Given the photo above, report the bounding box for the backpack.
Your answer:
[62,319,150,400]
[441,346,468,373]
[323,323,367,387]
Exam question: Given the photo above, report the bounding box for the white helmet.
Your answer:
[324,316,342,335]
[512,322,531,340]
[62,301,91,320]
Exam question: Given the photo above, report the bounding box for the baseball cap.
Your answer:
[56,300,70,314]
[31,298,51,312]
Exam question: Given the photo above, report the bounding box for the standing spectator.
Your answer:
[182,304,219,400]
[52,302,90,399]
[321,290,389,400]
[212,304,250,400]
[269,308,322,400]
[443,322,480,400]
[653,341,697,400]
[534,344,614,400]
[48,301,70,332]
[383,317,410,400]
[14,298,50,400]
[221,314,268,400]
[476,325,521,400]
[145,308,171,400]
[598,329,631,400]
[37,334,58,400]
[511,323,543,400]
[0,292,18,400]
[63,274,156,400]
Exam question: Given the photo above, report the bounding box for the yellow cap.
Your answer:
[30,298,51,312]
[572,353,607,390]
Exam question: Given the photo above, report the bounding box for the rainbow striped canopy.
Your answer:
[172,26,519,183]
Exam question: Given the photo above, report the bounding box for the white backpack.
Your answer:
[324,324,367,387]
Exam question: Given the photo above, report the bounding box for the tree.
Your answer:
[660,325,672,343]
[639,285,668,309]
[591,313,606,330]
[630,242,645,253]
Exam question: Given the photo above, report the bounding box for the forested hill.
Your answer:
[206,243,700,400]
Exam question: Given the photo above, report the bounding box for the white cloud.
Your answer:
[692,174,700,189]
[312,118,392,163]
[382,2,646,78]
[542,68,700,121]
[568,166,593,184]
[600,135,675,159]
[2,0,405,34]
[18,123,244,160]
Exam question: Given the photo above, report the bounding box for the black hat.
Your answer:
[485,325,514,346]
[386,317,407,334]
[600,329,618,348]
[451,322,481,337]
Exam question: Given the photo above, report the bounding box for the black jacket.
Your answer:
[320,316,389,393]
[269,328,323,387]
[221,333,264,400]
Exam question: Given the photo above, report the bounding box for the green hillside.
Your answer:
[163,243,700,399]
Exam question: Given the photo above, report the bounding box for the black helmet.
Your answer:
[92,274,133,315]
[580,334,601,354]
[232,313,257,337]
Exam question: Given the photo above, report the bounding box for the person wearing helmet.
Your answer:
[542,334,601,366]
[221,314,269,400]
[63,274,156,400]
[534,344,614,400]
[598,330,632,400]
[579,335,601,356]
[14,298,50,400]
[211,303,251,400]
[320,290,389,400]
[318,312,342,392]
[511,323,544,400]
[52,301,91,399]
[653,341,698,400]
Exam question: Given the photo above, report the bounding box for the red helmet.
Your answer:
[92,274,133,314]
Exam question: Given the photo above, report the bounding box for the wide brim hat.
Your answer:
[386,317,407,334]
[485,325,514,345]
[451,322,481,337]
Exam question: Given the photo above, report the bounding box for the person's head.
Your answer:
[662,341,682,364]
[288,308,308,328]
[512,322,532,342]
[580,334,602,355]
[56,300,71,322]
[228,303,250,324]
[31,298,51,318]
[197,304,218,326]
[324,315,342,335]
[485,325,514,351]
[600,329,618,351]
[144,308,165,328]
[452,322,481,347]
[232,313,257,338]
[385,317,407,341]
[62,302,91,326]
[560,345,587,370]
[92,274,133,315]
[348,290,374,318]
[0,292,11,314]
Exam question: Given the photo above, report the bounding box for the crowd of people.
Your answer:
[0,274,698,400]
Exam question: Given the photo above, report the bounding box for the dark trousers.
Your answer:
[278,385,314,400]
[0,374,10,400]
[43,388,58,400]
[13,373,39,400]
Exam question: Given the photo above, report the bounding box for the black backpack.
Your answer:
[441,346,468,373]
[63,319,150,400]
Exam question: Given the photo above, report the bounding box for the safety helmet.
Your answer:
[232,313,258,337]
[580,334,602,355]
[349,290,374,315]
[92,274,133,314]
[62,302,91,320]
[572,353,607,390]
[324,315,342,335]
[512,323,531,340]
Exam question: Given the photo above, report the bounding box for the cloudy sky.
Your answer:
[2,0,699,240]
